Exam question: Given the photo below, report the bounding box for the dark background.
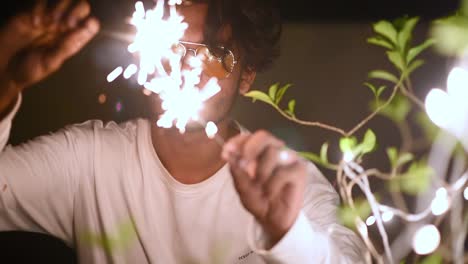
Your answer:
[0,0,461,263]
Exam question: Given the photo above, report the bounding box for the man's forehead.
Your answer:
[177,2,233,45]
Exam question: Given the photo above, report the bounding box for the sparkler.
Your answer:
[106,0,223,137]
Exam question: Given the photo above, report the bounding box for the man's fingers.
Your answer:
[42,17,99,72]
[242,130,284,163]
[264,160,305,200]
[66,1,91,28]
[256,145,282,184]
[222,133,249,161]
[229,163,267,218]
[51,0,73,23]
[32,0,47,27]
[230,160,255,194]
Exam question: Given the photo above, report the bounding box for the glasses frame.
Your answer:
[175,41,238,77]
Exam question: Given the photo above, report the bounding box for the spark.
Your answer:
[205,121,218,139]
[123,64,138,79]
[107,0,221,136]
[107,67,123,82]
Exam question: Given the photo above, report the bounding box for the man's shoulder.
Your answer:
[59,118,150,143]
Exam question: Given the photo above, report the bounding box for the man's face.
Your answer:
[150,2,256,130]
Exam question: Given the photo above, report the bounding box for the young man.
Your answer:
[0,0,364,263]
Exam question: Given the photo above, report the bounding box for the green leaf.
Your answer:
[387,147,414,168]
[367,36,394,49]
[268,83,279,101]
[407,39,436,64]
[397,17,420,52]
[387,50,405,72]
[320,143,329,164]
[286,99,296,117]
[360,129,377,154]
[373,20,398,44]
[364,82,377,96]
[338,199,371,229]
[406,59,425,76]
[431,17,468,56]
[244,91,275,106]
[275,83,292,104]
[80,219,137,255]
[420,253,443,264]
[397,153,414,167]
[371,94,411,123]
[387,147,398,168]
[368,70,399,84]
[389,160,434,195]
[300,152,321,164]
[340,137,358,153]
[416,112,440,141]
[376,86,387,98]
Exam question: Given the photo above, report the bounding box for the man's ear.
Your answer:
[239,68,257,95]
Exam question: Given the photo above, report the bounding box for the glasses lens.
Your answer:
[222,52,235,74]
[196,46,234,79]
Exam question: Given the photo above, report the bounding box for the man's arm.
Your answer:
[0,98,95,247]
[0,0,99,246]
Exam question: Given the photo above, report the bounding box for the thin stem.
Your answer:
[345,79,402,137]
[272,105,347,136]
[400,85,425,110]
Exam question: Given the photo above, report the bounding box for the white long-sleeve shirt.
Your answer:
[0,96,364,263]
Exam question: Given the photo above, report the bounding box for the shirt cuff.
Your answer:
[247,211,330,263]
[0,94,22,143]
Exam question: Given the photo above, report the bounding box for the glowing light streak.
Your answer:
[107,67,123,82]
[123,64,138,79]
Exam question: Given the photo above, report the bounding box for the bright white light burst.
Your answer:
[107,0,221,135]
[425,67,468,141]
[430,188,450,216]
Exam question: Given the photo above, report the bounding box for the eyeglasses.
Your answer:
[172,41,238,79]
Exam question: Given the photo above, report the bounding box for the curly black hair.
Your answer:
[194,0,282,72]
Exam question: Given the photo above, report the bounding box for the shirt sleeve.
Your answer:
[0,96,95,247]
[0,95,22,151]
[247,163,366,263]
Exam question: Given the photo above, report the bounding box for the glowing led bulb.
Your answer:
[412,225,440,255]
[343,151,354,163]
[431,188,449,216]
[382,211,394,222]
[463,187,468,200]
[366,216,376,226]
